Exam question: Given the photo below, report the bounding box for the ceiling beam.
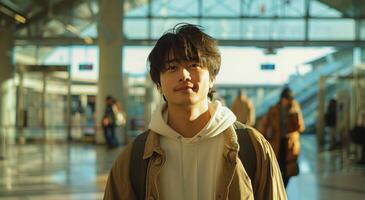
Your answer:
[16,0,83,31]
[318,0,365,17]
[14,36,365,48]
[0,2,27,23]
[123,15,365,20]
[0,2,25,16]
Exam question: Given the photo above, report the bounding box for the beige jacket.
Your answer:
[103,126,287,200]
[231,96,256,126]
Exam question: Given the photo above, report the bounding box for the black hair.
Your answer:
[105,95,114,101]
[147,23,221,100]
[280,87,294,100]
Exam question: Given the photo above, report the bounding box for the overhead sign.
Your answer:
[79,64,93,71]
[261,63,275,70]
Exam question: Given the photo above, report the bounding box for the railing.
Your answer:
[255,51,353,119]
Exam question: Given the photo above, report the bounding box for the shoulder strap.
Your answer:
[233,121,257,186]
[130,130,149,200]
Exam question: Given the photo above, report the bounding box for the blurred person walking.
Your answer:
[112,99,128,144]
[102,95,119,149]
[260,87,305,187]
[231,89,256,126]
[324,98,339,150]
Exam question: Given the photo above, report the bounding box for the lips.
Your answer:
[174,84,195,92]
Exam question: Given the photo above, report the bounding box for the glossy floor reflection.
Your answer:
[0,135,364,200]
[287,135,365,200]
[0,143,120,200]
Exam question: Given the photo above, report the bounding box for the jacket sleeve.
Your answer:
[104,143,136,200]
[247,128,288,200]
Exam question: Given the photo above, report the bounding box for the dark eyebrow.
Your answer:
[166,59,179,63]
[167,58,199,64]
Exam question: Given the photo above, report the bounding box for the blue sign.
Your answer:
[261,63,275,70]
[79,64,93,70]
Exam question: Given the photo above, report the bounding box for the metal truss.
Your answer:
[11,0,365,48]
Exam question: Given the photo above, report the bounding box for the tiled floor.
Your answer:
[0,134,364,200]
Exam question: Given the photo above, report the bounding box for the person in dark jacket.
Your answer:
[102,95,118,149]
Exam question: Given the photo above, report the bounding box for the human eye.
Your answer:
[189,62,200,68]
[166,65,178,72]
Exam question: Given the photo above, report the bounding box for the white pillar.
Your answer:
[353,47,361,66]
[144,75,162,128]
[96,0,124,144]
[0,24,15,158]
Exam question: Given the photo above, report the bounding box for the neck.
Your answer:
[167,100,211,138]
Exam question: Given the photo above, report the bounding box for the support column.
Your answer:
[41,71,47,140]
[352,48,361,129]
[353,47,361,66]
[144,75,161,128]
[0,23,15,158]
[17,70,25,144]
[317,76,326,149]
[67,68,72,141]
[96,0,124,144]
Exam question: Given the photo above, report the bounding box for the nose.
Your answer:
[179,67,191,82]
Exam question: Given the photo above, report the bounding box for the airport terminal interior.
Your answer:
[0,0,365,199]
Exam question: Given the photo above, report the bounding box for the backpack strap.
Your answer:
[130,130,149,200]
[233,121,257,188]
[129,122,257,199]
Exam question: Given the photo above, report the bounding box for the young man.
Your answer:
[104,23,286,200]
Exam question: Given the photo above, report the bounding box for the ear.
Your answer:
[155,82,161,89]
[156,84,163,94]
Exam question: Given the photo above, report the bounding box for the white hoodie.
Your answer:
[148,100,236,200]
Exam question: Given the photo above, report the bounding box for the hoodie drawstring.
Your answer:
[196,136,201,199]
[178,136,186,200]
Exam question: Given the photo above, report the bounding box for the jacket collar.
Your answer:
[223,125,239,151]
[143,130,164,160]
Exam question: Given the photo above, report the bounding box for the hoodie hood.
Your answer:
[148,100,236,143]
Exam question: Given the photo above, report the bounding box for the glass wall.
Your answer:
[123,0,361,42]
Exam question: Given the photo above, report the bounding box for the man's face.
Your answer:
[159,52,213,107]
